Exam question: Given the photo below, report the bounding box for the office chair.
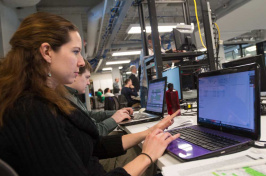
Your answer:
[104,96,119,110]
[118,94,128,108]
[0,159,18,176]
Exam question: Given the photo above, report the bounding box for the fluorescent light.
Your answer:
[102,67,112,71]
[127,23,177,34]
[106,60,131,65]
[112,51,141,56]
[198,48,207,52]
[126,72,131,74]
[246,46,256,52]
[119,66,123,69]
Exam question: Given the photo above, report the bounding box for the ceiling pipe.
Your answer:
[111,43,142,49]
[86,0,107,60]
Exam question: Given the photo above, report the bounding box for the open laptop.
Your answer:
[119,77,167,126]
[166,63,261,161]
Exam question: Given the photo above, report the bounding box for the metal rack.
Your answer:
[136,0,216,82]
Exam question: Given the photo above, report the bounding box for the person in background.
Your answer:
[0,12,180,176]
[113,78,120,96]
[96,88,105,102]
[165,83,181,115]
[147,34,166,55]
[121,78,140,107]
[104,88,115,97]
[65,60,128,136]
[129,65,140,92]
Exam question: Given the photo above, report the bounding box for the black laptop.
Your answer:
[166,63,261,161]
[119,77,167,126]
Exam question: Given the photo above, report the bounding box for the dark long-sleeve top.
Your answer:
[121,87,138,105]
[0,95,130,176]
[65,86,117,136]
[129,74,140,92]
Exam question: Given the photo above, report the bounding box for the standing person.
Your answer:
[129,65,140,92]
[65,60,129,136]
[0,12,180,176]
[113,78,120,96]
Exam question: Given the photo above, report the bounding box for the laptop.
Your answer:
[166,63,261,161]
[119,77,167,126]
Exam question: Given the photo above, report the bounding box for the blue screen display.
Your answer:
[146,80,165,113]
[162,67,182,99]
[198,70,255,132]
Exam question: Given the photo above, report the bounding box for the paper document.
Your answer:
[162,148,266,176]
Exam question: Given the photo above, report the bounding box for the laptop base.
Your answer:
[167,142,251,162]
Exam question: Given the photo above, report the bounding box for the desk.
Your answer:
[121,113,266,171]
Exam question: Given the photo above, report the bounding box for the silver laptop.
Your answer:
[119,77,167,126]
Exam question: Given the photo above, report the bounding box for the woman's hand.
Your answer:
[142,128,180,162]
[149,109,180,133]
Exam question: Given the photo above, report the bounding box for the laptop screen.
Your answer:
[146,79,166,113]
[198,70,256,132]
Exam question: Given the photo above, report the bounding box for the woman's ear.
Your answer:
[39,43,52,63]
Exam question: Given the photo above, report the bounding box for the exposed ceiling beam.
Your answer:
[104,0,134,50]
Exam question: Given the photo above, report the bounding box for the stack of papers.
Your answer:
[162,148,266,176]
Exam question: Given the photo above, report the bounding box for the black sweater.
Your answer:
[0,95,130,176]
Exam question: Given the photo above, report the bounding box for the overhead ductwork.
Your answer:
[1,0,40,7]
[86,0,107,60]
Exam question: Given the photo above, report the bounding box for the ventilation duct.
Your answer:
[1,0,40,7]
[86,0,106,60]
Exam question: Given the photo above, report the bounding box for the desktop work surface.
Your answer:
[120,113,266,172]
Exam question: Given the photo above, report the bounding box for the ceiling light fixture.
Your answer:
[112,51,141,56]
[119,66,123,69]
[102,67,112,71]
[127,23,177,34]
[106,60,131,65]
[246,46,256,52]
[126,72,131,74]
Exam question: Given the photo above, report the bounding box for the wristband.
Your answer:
[140,153,153,165]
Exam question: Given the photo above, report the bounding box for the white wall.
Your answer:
[0,1,20,57]
[90,73,113,93]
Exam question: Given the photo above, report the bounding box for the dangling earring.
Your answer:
[47,72,52,77]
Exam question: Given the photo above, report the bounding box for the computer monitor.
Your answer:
[162,67,182,100]
[222,55,266,91]
[173,28,197,51]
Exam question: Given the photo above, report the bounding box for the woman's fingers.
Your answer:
[150,128,164,136]
[165,133,180,144]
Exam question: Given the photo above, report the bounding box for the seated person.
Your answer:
[65,60,130,136]
[0,12,181,176]
[96,88,105,102]
[121,78,140,107]
[104,88,115,97]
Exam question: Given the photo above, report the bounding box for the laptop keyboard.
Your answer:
[169,127,240,151]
